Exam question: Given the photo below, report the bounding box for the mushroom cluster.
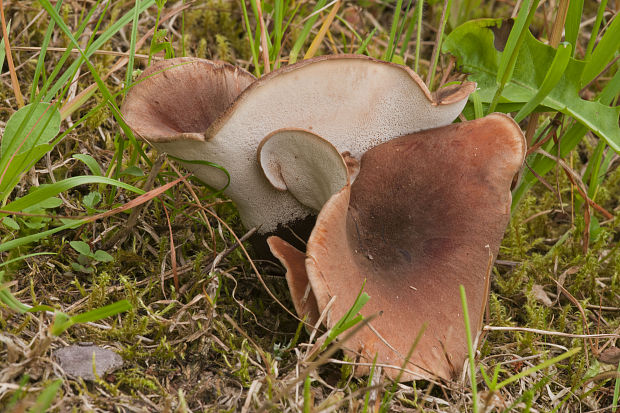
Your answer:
[121,55,526,382]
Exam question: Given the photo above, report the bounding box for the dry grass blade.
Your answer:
[255,0,270,73]
[304,0,341,60]
[0,0,24,107]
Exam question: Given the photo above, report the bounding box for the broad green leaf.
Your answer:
[83,191,102,209]
[0,103,60,160]
[1,217,20,230]
[120,166,145,177]
[0,143,53,202]
[70,241,92,256]
[93,250,113,263]
[443,18,620,152]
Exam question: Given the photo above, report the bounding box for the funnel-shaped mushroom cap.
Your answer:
[121,57,256,142]
[270,113,526,381]
[121,55,475,234]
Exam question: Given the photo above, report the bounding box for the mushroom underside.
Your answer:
[269,113,526,382]
[121,57,256,141]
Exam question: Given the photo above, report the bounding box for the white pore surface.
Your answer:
[259,129,348,211]
[154,58,468,233]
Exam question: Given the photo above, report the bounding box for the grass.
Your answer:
[0,0,619,411]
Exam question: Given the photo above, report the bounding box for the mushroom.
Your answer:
[121,55,475,245]
[268,113,526,381]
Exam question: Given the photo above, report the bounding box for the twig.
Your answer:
[483,326,619,339]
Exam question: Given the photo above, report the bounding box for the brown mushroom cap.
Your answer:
[121,55,475,234]
[271,113,526,381]
[268,236,320,325]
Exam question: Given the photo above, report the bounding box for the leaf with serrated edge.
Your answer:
[443,18,620,152]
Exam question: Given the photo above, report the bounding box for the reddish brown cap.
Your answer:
[267,236,320,325]
[276,113,526,381]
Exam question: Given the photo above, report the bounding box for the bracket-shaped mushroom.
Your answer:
[268,113,526,382]
[121,55,475,239]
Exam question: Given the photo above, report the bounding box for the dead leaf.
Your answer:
[531,284,553,307]
[598,347,620,365]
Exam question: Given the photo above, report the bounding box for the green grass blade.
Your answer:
[37,0,105,102]
[51,299,132,335]
[70,299,132,324]
[613,360,620,411]
[460,285,478,413]
[39,0,152,168]
[488,0,539,112]
[272,0,284,69]
[355,28,377,55]
[240,0,261,76]
[383,0,404,61]
[414,0,423,72]
[514,42,572,123]
[43,0,155,101]
[392,0,414,61]
[125,0,141,98]
[288,0,328,64]
[303,375,312,412]
[581,13,620,88]
[496,347,581,389]
[29,0,62,102]
[0,252,56,268]
[471,90,483,119]
[399,0,419,59]
[0,276,34,313]
[564,0,583,57]
[323,281,369,350]
[584,0,608,60]
[597,64,620,104]
[1,175,144,216]
[0,219,85,253]
[584,139,606,199]
[30,1,62,102]
[363,354,378,413]
[27,379,62,413]
[0,21,8,70]
[427,0,452,88]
